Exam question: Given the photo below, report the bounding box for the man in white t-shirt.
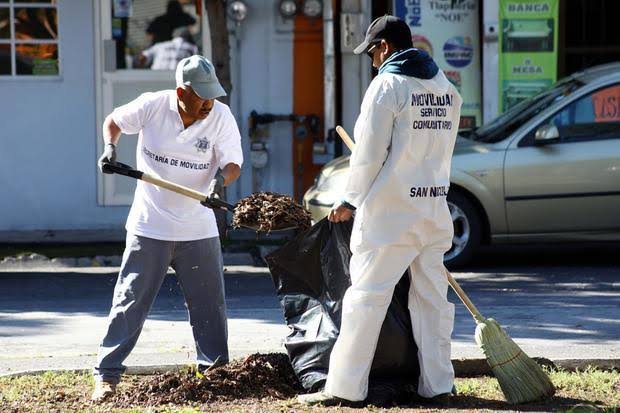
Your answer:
[92,55,243,402]
[139,26,198,70]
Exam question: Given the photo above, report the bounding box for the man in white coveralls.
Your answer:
[92,55,243,401]
[299,15,462,406]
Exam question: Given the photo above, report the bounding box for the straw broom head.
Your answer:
[475,317,556,404]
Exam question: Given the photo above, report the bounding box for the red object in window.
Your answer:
[592,85,620,123]
[459,116,476,130]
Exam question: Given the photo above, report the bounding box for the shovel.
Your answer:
[101,162,297,232]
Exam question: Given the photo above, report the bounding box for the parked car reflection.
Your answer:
[303,63,620,267]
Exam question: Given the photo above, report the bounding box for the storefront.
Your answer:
[2,0,618,242]
[0,0,372,241]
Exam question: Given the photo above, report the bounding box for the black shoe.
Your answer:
[297,391,364,407]
[420,385,457,405]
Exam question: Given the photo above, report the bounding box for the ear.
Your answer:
[176,87,184,99]
[381,39,394,55]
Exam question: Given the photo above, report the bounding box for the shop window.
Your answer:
[0,0,59,77]
[560,0,620,76]
[111,0,202,71]
[520,84,620,147]
[549,84,620,142]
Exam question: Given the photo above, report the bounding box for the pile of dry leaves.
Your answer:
[232,192,312,232]
[111,353,302,407]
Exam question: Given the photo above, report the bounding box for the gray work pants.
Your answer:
[93,233,228,383]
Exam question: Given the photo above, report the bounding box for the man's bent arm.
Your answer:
[220,163,241,186]
[103,115,122,146]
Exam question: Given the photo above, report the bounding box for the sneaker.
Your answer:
[297,390,363,407]
[91,380,116,402]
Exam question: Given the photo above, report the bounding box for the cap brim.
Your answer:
[191,81,227,100]
[353,39,370,55]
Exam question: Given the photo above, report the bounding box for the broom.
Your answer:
[444,270,555,403]
[334,125,555,404]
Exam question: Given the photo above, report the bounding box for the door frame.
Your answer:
[94,0,212,205]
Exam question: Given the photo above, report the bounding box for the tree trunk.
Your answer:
[206,0,232,105]
[206,0,232,240]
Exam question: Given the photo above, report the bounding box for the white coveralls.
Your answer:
[325,69,462,400]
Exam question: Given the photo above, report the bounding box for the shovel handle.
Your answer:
[142,174,235,211]
[140,173,208,202]
[101,162,235,211]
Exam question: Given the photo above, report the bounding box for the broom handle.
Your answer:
[335,126,356,151]
[445,270,485,322]
[335,125,486,323]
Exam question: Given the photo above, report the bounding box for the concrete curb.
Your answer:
[452,358,619,377]
[0,364,185,379]
[2,358,617,379]
[0,252,257,272]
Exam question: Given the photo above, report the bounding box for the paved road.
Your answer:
[0,243,618,375]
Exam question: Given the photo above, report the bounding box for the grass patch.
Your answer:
[0,367,618,412]
[455,367,619,411]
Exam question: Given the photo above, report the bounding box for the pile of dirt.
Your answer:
[112,353,302,407]
[232,192,312,232]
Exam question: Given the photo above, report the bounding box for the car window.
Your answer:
[472,79,579,143]
[519,83,620,147]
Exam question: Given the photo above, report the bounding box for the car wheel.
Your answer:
[444,190,482,269]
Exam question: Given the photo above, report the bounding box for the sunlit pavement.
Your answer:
[1,243,618,375]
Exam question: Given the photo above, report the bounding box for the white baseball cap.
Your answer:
[175,55,226,100]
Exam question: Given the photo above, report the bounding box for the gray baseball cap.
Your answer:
[175,55,226,100]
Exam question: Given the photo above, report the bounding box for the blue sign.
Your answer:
[394,0,422,27]
[443,36,474,68]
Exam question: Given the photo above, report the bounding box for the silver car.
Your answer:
[303,63,620,267]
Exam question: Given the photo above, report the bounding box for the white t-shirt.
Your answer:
[111,90,243,241]
[142,37,198,70]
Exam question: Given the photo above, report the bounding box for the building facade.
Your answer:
[1,0,617,242]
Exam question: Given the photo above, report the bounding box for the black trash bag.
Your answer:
[265,217,420,401]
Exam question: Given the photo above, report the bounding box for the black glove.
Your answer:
[207,171,225,198]
[200,198,215,208]
[340,200,357,211]
[98,143,117,173]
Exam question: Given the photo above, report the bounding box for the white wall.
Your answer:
[227,1,295,203]
[340,0,372,147]
[0,0,128,241]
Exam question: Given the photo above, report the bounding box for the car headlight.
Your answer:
[317,170,348,197]
[314,171,325,189]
